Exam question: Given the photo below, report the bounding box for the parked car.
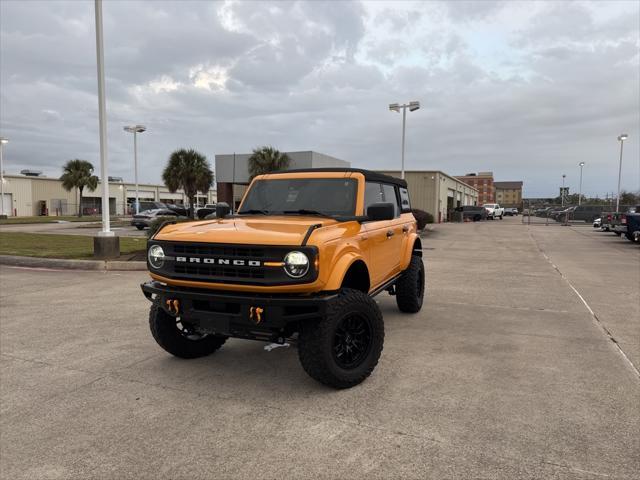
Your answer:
[483,203,504,220]
[562,205,607,223]
[623,212,640,243]
[196,203,218,219]
[612,206,640,237]
[131,208,188,230]
[458,205,487,221]
[593,217,601,228]
[504,207,518,216]
[142,168,424,389]
[554,206,576,223]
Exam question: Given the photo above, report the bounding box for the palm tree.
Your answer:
[162,149,214,218]
[248,146,290,180]
[60,159,99,217]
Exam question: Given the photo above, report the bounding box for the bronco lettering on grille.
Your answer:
[175,256,261,267]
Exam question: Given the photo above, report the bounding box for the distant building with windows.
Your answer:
[0,172,216,217]
[494,181,524,208]
[455,172,495,205]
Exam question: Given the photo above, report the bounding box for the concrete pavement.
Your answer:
[1,217,638,479]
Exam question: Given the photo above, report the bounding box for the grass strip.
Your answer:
[0,232,146,259]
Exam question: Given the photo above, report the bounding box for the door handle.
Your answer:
[386,230,395,238]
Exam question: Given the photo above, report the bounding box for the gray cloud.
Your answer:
[0,0,638,199]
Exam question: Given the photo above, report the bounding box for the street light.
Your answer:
[616,133,628,212]
[0,137,8,218]
[389,101,420,179]
[123,124,146,214]
[578,162,585,206]
[561,174,566,207]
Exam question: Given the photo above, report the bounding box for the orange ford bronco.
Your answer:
[141,168,425,388]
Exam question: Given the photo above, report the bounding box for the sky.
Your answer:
[1,0,638,198]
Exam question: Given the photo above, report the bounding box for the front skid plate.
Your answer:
[141,281,336,341]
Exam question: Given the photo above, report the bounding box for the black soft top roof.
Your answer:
[266,168,408,188]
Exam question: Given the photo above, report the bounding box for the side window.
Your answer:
[399,187,411,211]
[364,182,383,212]
[382,184,400,217]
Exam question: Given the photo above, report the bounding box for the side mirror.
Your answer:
[367,202,394,221]
[216,202,231,218]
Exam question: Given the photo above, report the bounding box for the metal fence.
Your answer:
[520,202,608,226]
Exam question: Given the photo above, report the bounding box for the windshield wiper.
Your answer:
[239,209,270,215]
[282,209,336,218]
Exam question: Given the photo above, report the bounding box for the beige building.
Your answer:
[377,170,478,223]
[494,181,523,208]
[0,173,216,217]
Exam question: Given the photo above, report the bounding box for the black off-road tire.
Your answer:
[615,231,622,236]
[395,255,425,313]
[149,302,227,359]
[136,225,145,230]
[298,289,384,389]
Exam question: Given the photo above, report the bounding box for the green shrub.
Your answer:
[411,209,433,230]
[147,217,193,239]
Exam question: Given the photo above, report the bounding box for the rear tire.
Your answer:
[136,225,145,230]
[395,255,425,313]
[149,302,227,359]
[298,289,384,389]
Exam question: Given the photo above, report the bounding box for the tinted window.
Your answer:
[364,182,383,212]
[382,184,400,217]
[239,178,357,216]
[399,187,411,211]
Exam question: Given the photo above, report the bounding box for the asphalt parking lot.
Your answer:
[1,217,638,479]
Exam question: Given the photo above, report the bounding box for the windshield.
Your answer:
[239,178,358,217]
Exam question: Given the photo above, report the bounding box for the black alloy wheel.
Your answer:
[332,313,372,369]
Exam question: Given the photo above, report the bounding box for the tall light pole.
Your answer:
[389,101,420,179]
[616,133,628,212]
[94,0,112,236]
[561,174,566,207]
[0,137,8,218]
[578,162,585,206]
[123,125,146,214]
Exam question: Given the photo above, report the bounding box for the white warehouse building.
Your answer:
[0,173,216,217]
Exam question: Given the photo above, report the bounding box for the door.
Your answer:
[363,182,403,287]
[1,193,12,216]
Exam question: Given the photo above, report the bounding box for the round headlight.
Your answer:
[283,251,309,278]
[148,245,165,269]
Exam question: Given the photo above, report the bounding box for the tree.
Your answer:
[162,149,214,219]
[60,159,99,217]
[248,146,290,180]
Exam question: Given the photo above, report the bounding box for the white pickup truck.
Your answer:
[483,203,504,220]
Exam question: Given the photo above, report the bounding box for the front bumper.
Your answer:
[141,281,336,342]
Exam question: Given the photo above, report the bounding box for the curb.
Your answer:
[0,255,147,271]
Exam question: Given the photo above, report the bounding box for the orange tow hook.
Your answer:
[249,306,264,324]
[166,299,180,315]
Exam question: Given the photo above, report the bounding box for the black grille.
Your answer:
[174,264,265,279]
[149,241,317,286]
[173,244,266,258]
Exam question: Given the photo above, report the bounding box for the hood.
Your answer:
[154,215,339,245]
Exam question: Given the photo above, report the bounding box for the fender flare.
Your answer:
[324,252,370,292]
[400,233,422,270]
